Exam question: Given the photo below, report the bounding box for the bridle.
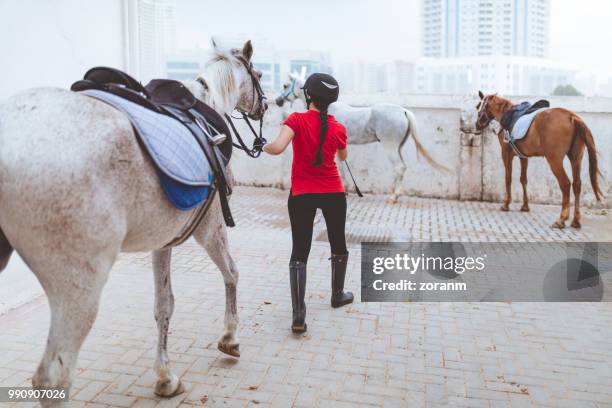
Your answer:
[200,55,268,158]
[279,78,299,103]
[225,55,268,158]
[476,95,495,129]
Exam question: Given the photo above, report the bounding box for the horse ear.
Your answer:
[211,37,218,50]
[478,90,484,99]
[242,40,253,62]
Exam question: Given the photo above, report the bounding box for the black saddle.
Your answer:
[71,66,236,226]
[500,99,550,134]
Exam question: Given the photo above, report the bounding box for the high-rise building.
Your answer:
[422,0,550,58]
[125,0,177,82]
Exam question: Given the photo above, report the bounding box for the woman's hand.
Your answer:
[336,148,348,161]
[264,125,294,155]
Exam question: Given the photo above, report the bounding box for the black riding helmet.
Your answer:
[302,73,339,103]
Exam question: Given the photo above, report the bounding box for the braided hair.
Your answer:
[311,98,330,167]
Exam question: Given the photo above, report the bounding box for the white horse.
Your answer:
[275,72,447,202]
[0,40,265,406]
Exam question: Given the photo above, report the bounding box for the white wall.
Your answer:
[0,0,126,100]
[231,94,612,208]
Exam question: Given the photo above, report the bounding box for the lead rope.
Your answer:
[344,160,363,197]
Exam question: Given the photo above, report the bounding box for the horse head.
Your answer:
[275,70,306,107]
[475,90,506,131]
[196,39,267,120]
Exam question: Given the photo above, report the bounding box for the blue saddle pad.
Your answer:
[82,89,212,210]
[157,171,212,210]
[511,108,548,141]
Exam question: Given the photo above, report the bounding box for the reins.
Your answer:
[224,55,267,158]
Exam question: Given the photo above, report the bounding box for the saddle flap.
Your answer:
[145,79,197,110]
[193,100,233,163]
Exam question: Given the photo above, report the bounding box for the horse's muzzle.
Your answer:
[275,96,285,107]
[475,117,489,131]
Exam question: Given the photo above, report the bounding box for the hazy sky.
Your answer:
[176,0,612,79]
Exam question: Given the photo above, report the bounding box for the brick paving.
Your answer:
[1,186,611,407]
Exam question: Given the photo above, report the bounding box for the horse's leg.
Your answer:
[193,206,240,357]
[546,156,572,228]
[570,150,585,229]
[520,158,530,212]
[501,147,513,211]
[391,158,407,204]
[152,249,185,397]
[31,251,116,408]
[383,140,407,204]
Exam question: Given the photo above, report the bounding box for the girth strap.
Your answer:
[162,187,217,249]
[503,129,527,159]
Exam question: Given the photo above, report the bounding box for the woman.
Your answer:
[264,73,353,333]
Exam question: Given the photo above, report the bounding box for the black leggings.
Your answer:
[288,192,348,263]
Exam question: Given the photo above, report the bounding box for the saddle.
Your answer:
[71,66,236,229]
[500,99,550,134]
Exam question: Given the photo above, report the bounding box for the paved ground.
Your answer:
[1,186,611,408]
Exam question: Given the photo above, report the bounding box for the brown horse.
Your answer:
[476,91,603,229]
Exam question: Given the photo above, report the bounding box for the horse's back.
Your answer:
[330,102,375,143]
[531,107,576,137]
[0,87,138,174]
[370,103,410,134]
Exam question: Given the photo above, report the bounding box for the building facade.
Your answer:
[422,0,550,58]
[416,55,575,95]
[165,35,332,93]
[125,0,177,82]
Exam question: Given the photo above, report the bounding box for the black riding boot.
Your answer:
[289,261,307,333]
[331,253,354,308]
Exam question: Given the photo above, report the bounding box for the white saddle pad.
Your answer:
[511,108,548,141]
[82,89,212,186]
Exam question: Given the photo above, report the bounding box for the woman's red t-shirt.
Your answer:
[284,110,347,196]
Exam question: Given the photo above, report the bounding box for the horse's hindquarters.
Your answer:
[0,87,192,255]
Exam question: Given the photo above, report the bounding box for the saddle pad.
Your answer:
[511,108,548,141]
[82,89,212,186]
[157,170,211,211]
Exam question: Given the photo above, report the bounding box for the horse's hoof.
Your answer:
[500,205,510,212]
[386,196,398,205]
[520,205,530,212]
[571,220,582,229]
[154,375,185,398]
[218,342,240,358]
[551,221,566,229]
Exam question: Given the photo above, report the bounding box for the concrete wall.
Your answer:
[0,0,126,100]
[231,94,612,207]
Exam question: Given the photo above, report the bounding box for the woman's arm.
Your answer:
[263,125,294,155]
[336,148,348,161]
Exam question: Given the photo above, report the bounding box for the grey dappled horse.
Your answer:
[275,73,447,202]
[0,41,265,406]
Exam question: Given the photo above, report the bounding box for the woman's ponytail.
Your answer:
[313,102,329,167]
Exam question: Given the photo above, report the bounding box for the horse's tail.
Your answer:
[402,109,449,172]
[574,116,604,201]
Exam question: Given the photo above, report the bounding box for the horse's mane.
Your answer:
[195,48,239,114]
